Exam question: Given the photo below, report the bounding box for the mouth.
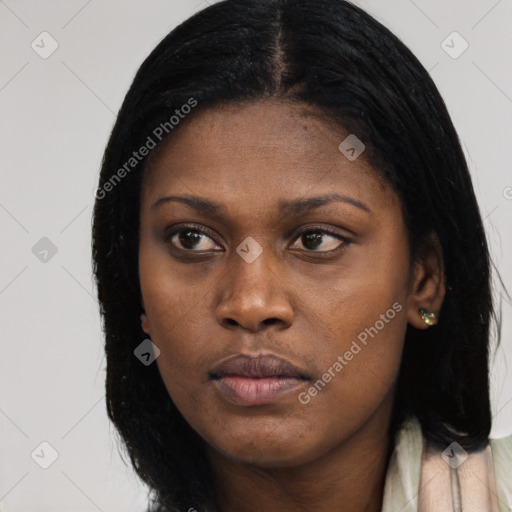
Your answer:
[209,354,310,406]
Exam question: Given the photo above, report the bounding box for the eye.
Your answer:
[289,227,352,253]
[164,224,352,255]
[165,225,222,252]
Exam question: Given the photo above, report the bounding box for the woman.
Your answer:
[91,0,512,511]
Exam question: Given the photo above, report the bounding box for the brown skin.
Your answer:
[138,99,445,512]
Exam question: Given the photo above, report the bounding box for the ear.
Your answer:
[140,311,150,334]
[406,231,446,330]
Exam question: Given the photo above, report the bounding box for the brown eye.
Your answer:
[165,226,221,252]
[290,228,352,253]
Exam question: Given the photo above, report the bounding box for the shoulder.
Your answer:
[490,433,512,509]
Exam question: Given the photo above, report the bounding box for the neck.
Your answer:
[209,402,395,512]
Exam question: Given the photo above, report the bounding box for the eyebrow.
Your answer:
[150,193,372,216]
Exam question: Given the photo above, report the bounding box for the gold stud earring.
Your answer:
[419,308,436,326]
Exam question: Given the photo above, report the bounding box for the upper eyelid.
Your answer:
[165,223,221,244]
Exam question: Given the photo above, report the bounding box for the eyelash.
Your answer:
[163,223,353,255]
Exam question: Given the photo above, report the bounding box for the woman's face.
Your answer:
[138,99,431,467]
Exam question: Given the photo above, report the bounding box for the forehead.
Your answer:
[140,99,397,215]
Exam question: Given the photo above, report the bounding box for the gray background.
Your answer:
[1,0,511,510]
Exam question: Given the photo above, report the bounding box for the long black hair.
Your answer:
[91,1,502,510]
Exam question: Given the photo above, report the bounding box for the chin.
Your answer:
[204,418,329,468]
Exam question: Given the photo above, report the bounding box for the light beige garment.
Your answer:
[381,416,512,512]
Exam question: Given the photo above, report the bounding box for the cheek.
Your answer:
[139,242,204,341]
[151,322,213,432]
[309,249,409,358]
[304,296,407,409]
[329,306,407,401]
[295,240,410,418]
[138,250,208,397]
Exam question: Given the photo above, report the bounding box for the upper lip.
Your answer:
[209,354,309,380]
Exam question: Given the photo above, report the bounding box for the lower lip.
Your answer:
[213,376,306,406]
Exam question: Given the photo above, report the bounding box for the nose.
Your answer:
[215,246,294,332]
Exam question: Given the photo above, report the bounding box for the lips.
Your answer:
[209,354,309,406]
[210,354,309,379]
